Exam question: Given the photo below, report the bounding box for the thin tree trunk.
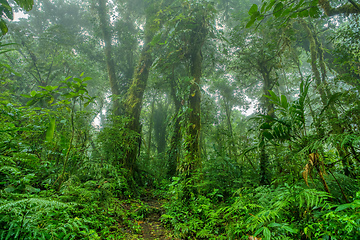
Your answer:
[223,97,234,158]
[167,67,182,178]
[147,94,156,157]
[260,69,274,185]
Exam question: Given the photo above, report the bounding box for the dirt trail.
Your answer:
[137,200,172,239]
[123,198,178,240]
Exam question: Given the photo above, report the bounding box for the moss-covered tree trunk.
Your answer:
[181,11,208,199]
[123,16,156,179]
[96,0,121,115]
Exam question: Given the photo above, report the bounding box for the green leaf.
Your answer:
[263,131,273,140]
[249,4,258,15]
[265,0,276,12]
[298,9,309,17]
[0,19,8,35]
[290,12,298,18]
[281,95,288,109]
[257,15,265,22]
[39,85,58,91]
[261,2,267,13]
[309,6,320,18]
[268,222,282,227]
[281,7,291,18]
[246,18,256,28]
[254,227,264,237]
[0,0,10,7]
[283,225,298,233]
[335,203,351,212]
[260,122,272,130]
[21,94,32,98]
[0,3,14,20]
[14,0,34,11]
[263,227,271,240]
[273,2,284,17]
[26,99,37,106]
[46,116,56,143]
[265,90,279,103]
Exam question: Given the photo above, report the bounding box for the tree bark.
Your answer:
[179,8,209,201]
[154,101,167,155]
[167,67,182,178]
[96,0,121,115]
[123,16,156,178]
[147,94,156,157]
[183,15,207,179]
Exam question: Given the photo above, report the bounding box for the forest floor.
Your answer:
[121,195,178,240]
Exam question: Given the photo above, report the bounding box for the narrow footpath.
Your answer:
[123,198,179,240]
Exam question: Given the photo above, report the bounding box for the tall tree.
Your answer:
[178,0,214,198]
[123,1,161,179]
[95,0,121,115]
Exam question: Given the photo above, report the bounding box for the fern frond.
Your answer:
[0,156,15,166]
[297,188,330,209]
[0,198,69,212]
[0,166,21,175]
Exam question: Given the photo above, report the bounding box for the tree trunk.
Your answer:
[96,0,121,115]
[260,67,274,185]
[154,101,167,155]
[167,66,182,178]
[147,94,156,157]
[223,97,235,159]
[181,11,208,200]
[184,24,206,178]
[123,16,156,178]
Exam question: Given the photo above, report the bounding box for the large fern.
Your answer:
[222,184,331,239]
[0,198,83,240]
[0,197,69,212]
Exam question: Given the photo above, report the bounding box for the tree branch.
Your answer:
[319,0,360,16]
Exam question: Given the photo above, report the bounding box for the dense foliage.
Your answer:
[1,0,360,239]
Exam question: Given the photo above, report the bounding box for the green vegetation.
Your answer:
[1,0,360,239]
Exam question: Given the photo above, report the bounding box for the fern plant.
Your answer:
[305,191,360,239]
[222,183,331,240]
[0,198,79,239]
